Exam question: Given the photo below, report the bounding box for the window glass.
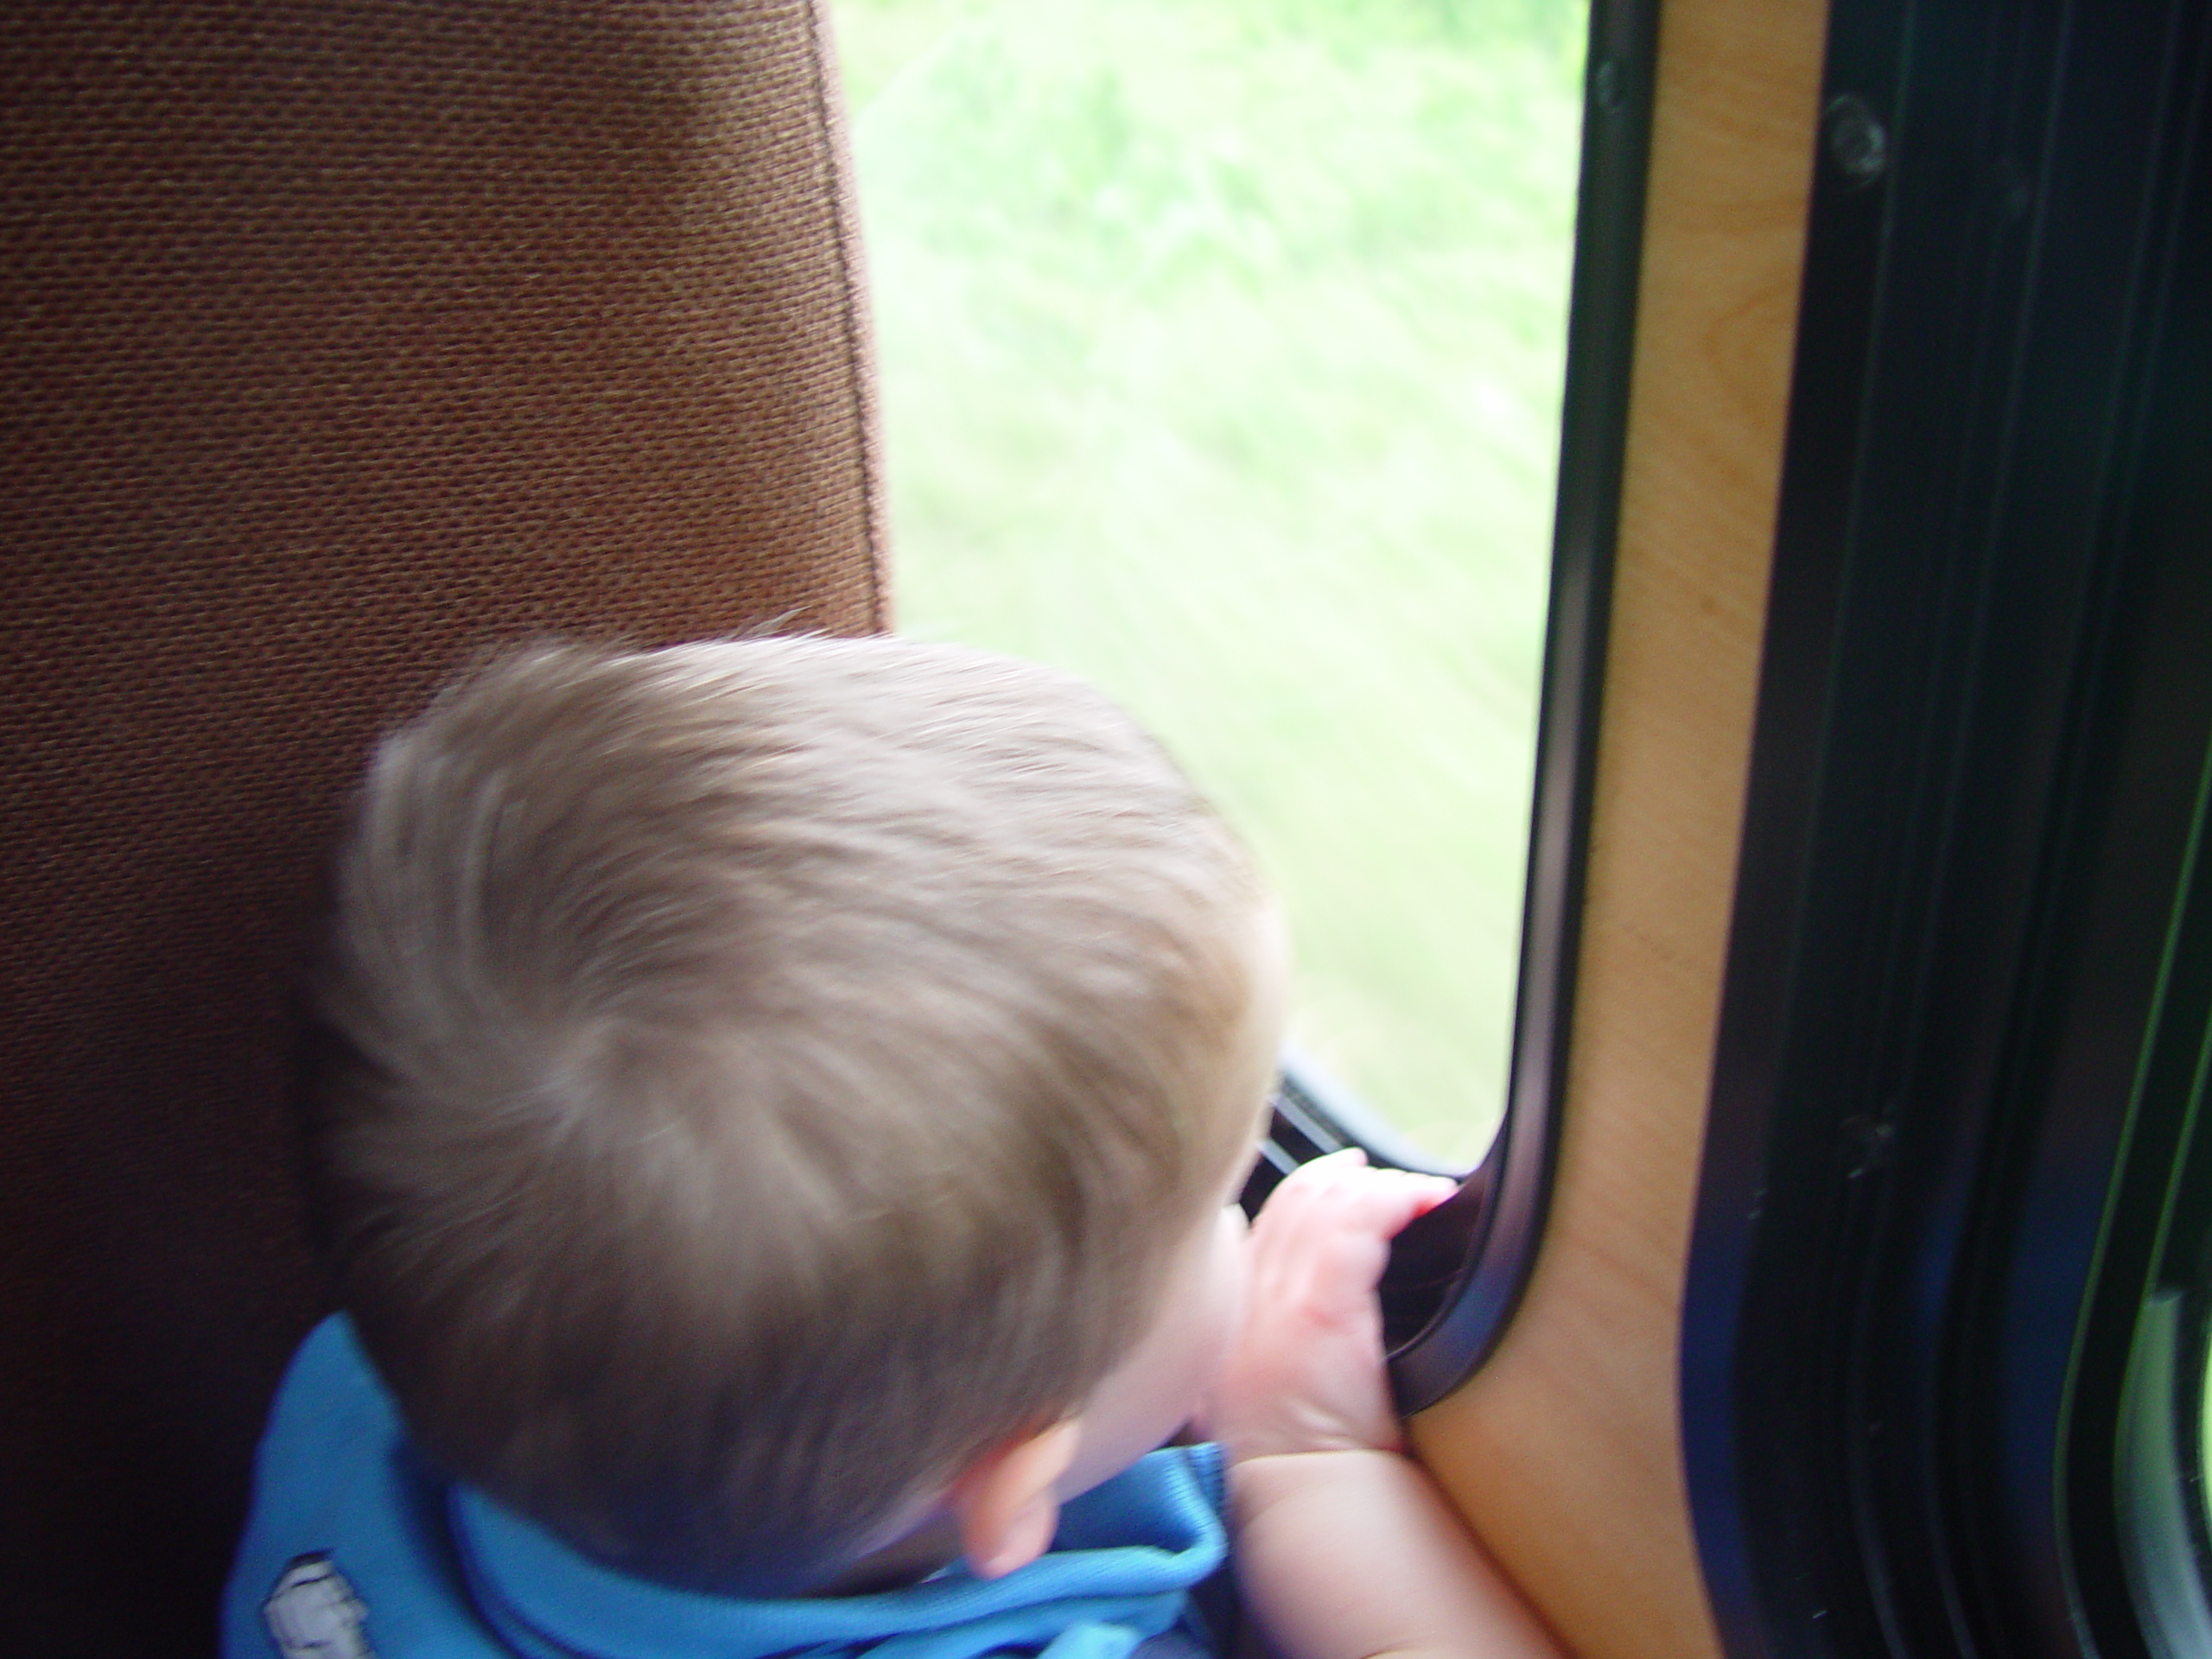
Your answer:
[832,0,1587,1168]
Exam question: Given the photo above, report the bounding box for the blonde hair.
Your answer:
[301,637,1266,1591]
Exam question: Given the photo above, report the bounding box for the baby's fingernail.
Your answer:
[1405,1173,1462,1209]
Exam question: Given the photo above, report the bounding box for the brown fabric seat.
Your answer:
[0,5,885,1649]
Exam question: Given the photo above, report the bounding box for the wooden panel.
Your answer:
[1406,3,1828,1656]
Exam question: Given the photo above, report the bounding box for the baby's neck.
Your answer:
[802,1514,965,1597]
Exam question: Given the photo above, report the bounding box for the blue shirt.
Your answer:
[225,1317,1229,1659]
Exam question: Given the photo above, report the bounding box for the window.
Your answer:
[831,0,1656,1402]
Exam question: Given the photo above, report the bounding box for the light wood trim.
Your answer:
[1407,3,1828,1655]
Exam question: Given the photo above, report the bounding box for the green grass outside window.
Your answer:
[833,0,1587,1167]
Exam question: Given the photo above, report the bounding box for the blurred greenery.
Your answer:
[831,0,1586,1168]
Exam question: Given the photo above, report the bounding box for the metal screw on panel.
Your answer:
[1825,93,1890,188]
[1592,57,1624,112]
[1840,1114,1894,1179]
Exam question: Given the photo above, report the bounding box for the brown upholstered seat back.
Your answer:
[1,5,884,1649]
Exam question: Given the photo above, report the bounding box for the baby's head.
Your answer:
[301,637,1282,1595]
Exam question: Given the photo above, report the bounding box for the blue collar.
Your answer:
[451,1445,1227,1659]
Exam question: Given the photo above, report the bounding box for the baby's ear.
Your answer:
[945,1421,1082,1580]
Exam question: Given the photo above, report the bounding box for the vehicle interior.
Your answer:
[5,0,2208,1655]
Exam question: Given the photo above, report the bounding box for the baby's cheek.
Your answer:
[1198,1205,1253,1385]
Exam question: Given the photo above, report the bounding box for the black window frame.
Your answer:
[1239,0,1664,1416]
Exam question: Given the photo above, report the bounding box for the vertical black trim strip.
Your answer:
[1381,0,1662,1414]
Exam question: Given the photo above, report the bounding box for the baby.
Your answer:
[226,637,1556,1659]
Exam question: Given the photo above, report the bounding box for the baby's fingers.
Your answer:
[1248,1152,1462,1314]
[1252,1150,1459,1252]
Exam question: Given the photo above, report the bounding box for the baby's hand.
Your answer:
[1208,1149,1459,1463]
